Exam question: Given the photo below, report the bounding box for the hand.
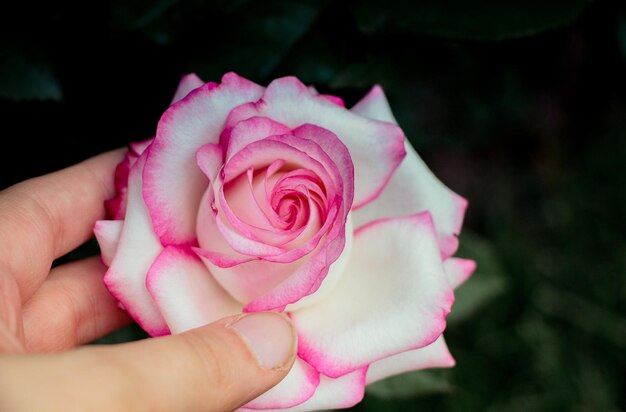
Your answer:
[0,150,296,411]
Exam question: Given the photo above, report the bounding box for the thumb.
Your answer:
[0,312,297,411]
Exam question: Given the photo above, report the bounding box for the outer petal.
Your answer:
[103,153,169,336]
[291,213,453,378]
[104,153,131,220]
[171,73,205,104]
[130,138,154,157]
[444,257,476,289]
[223,77,406,209]
[351,86,468,258]
[94,220,123,266]
[144,73,264,245]
[350,85,398,123]
[145,245,242,334]
[244,358,319,410]
[241,368,367,412]
[306,85,345,107]
[224,116,291,163]
[196,143,224,182]
[365,336,455,384]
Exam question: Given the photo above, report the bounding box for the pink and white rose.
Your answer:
[94,72,475,411]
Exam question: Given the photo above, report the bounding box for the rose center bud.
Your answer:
[195,126,354,308]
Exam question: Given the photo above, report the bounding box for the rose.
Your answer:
[94,73,475,411]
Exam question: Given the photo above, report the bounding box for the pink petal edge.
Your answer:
[93,220,123,266]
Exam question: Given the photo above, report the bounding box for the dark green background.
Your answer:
[1,0,625,410]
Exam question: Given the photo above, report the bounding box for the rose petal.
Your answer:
[365,336,455,384]
[225,116,291,163]
[104,153,169,336]
[318,94,345,107]
[144,73,264,245]
[199,206,349,309]
[130,138,154,157]
[291,213,454,378]
[243,215,348,312]
[241,126,354,311]
[145,245,241,334]
[444,257,477,289]
[94,220,123,266]
[195,187,260,267]
[240,368,367,412]
[218,168,321,248]
[222,76,405,209]
[105,153,132,219]
[171,73,205,104]
[284,215,353,312]
[244,358,319,410]
[351,85,468,258]
[350,85,398,123]
[196,143,224,182]
[197,253,304,304]
[219,139,340,262]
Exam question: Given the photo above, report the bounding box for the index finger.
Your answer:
[0,149,125,302]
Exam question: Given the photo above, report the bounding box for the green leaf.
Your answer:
[352,0,590,41]
[366,369,453,400]
[447,232,507,324]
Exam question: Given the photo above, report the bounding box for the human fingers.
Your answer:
[0,312,297,412]
[22,257,131,352]
[0,149,124,303]
[0,272,24,352]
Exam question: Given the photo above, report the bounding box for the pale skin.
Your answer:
[0,150,296,411]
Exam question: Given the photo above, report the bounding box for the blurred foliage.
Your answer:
[0,45,62,101]
[2,0,626,410]
[352,0,589,41]
[366,369,453,400]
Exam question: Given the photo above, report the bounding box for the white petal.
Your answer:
[93,220,123,266]
[366,335,455,384]
[146,245,242,334]
[104,153,169,336]
[291,213,454,378]
[244,358,319,410]
[171,73,205,104]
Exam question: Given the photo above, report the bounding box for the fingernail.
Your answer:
[228,313,296,370]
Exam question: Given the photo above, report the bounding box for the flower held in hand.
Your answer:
[95,73,475,411]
